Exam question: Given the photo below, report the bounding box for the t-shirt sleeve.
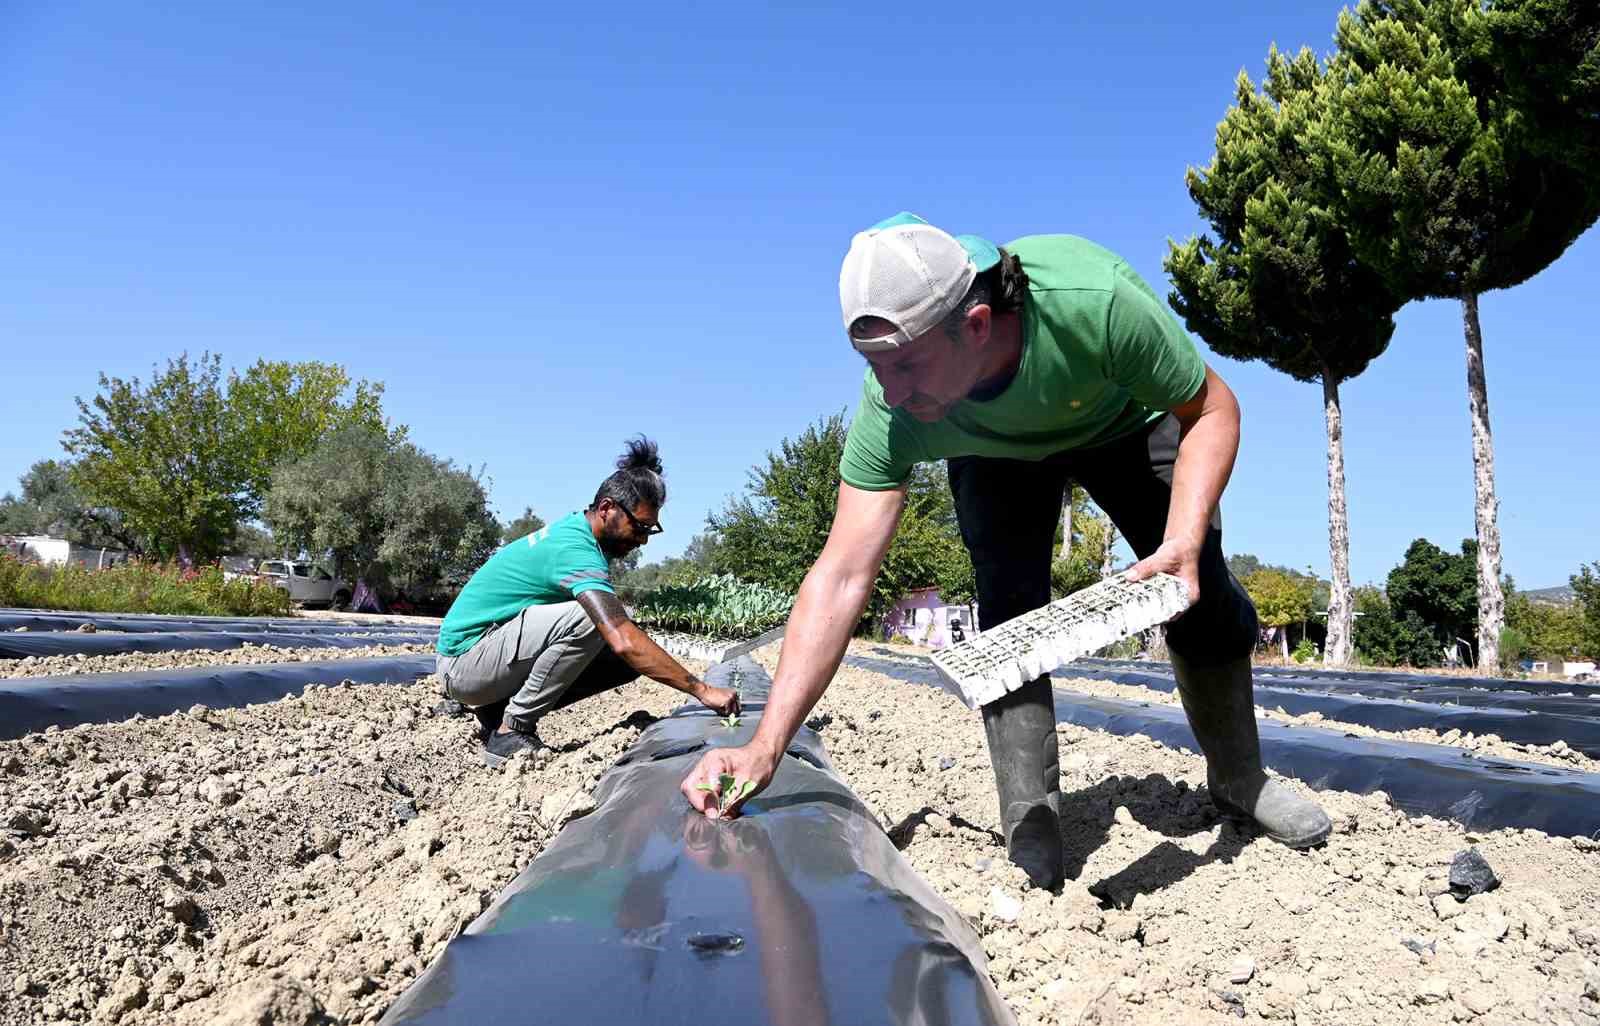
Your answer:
[557,543,615,598]
[1104,273,1206,411]
[839,374,916,491]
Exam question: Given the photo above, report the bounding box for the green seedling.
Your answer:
[695,772,756,815]
[720,713,742,729]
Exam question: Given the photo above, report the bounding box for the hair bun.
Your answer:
[617,435,664,476]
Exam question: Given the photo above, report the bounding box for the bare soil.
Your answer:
[1,644,434,680]
[0,638,1595,1026]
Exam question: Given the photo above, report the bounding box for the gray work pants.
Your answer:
[436,601,635,732]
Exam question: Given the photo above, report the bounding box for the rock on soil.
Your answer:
[0,637,1597,1026]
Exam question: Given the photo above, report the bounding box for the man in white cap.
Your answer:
[682,214,1330,887]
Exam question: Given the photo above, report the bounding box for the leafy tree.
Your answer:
[1228,554,1330,617]
[1506,587,1584,662]
[706,411,974,627]
[263,425,497,599]
[1242,568,1315,659]
[1353,604,1436,666]
[0,459,141,550]
[1386,538,1479,664]
[1052,485,1113,598]
[230,523,282,561]
[1572,562,1600,660]
[682,532,724,571]
[377,445,499,591]
[1485,0,1600,168]
[226,359,390,517]
[64,353,245,564]
[1168,46,1400,668]
[1321,0,1600,669]
[63,353,393,564]
[501,507,547,544]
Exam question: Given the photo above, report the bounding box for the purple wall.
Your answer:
[882,589,975,650]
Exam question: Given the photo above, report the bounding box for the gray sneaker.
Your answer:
[481,727,547,767]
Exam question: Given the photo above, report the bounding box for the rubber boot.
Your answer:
[1169,651,1331,848]
[981,676,1065,889]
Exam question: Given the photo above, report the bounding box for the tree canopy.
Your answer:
[705,411,974,626]
[1572,562,1600,661]
[501,508,547,545]
[263,424,497,593]
[0,459,137,550]
[62,353,394,563]
[1168,46,1399,387]
[1324,0,1600,300]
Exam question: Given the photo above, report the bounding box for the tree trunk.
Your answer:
[1462,293,1504,670]
[1279,627,1289,661]
[1058,495,1072,562]
[1321,372,1354,667]
[1100,517,1118,579]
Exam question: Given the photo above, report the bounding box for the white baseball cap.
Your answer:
[839,212,1002,352]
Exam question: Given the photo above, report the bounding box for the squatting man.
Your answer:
[435,438,739,763]
[682,213,1331,888]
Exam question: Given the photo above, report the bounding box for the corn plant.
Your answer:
[695,772,755,815]
[632,574,793,640]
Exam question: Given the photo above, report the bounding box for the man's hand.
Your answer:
[696,684,741,717]
[682,743,779,819]
[1125,537,1202,612]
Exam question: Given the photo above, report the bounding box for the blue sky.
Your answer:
[1,1,1594,590]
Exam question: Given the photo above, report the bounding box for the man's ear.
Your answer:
[964,303,993,347]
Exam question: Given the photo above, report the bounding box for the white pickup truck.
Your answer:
[257,560,353,610]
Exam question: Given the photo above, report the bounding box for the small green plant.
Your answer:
[719,713,742,729]
[695,772,755,815]
[1291,638,1319,664]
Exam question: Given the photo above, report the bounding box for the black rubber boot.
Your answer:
[981,676,1065,889]
[1169,651,1331,848]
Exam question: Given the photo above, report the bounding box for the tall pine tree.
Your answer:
[1320,0,1600,668]
[1168,47,1400,666]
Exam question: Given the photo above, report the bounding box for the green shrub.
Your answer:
[1291,638,1319,664]
[1497,626,1530,674]
[630,574,793,639]
[0,555,291,617]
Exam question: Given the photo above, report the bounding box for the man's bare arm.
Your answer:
[680,482,906,816]
[1125,363,1241,606]
[746,481,907,760]
[574,589,709,701]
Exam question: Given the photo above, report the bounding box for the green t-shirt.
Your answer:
[839,234,1206,491]
[437,511,615,657]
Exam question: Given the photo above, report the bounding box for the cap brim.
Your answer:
[956,234,1001,272]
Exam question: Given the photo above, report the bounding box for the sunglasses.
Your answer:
[611,501,664,536]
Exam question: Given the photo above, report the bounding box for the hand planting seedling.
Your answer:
[695,772,756,815]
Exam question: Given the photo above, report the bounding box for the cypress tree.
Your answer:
[1167,46,1401,666]
[1320,0,1600,669]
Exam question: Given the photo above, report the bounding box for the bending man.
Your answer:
[682,214,1330,887]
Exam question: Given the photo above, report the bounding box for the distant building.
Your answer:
[883,587,976,650]
[0,534,129,570]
